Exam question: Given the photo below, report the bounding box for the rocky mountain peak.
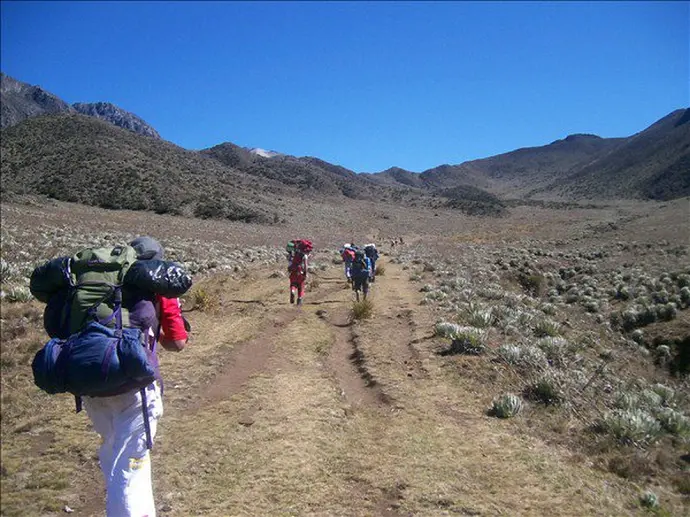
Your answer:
[72,102,160,139]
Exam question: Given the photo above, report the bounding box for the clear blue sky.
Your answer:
[1,1,688,173]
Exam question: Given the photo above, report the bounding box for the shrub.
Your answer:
[639,491,659,509]
[534,318,561,338]
[3,286,33,303]
[465,303,494,328]
[650,383,675,406]
[489,393,523,418]
[631,329,644,343]
[448,326,487,355]
[187,287,218,312]
[351,299,373,320]
[603,409,662,446]
[425,290,447,301]
[497,344,522,364]
[434,321,460,338]
[536,337,569,367]
[524,374,564,405]
[375,264,385,276]
[656,407,690,436]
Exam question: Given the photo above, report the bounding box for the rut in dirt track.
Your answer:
[323,306,394,410]
[187,278,348,412]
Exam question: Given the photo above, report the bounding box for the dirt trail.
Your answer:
[71,260,646,516]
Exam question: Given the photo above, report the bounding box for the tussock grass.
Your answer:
[375,263,386,276]
[185,286,219,312]
[351,299,374,320]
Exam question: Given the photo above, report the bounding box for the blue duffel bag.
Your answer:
[32,321,156,397]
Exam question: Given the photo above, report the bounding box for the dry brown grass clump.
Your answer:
[351,299,374,320]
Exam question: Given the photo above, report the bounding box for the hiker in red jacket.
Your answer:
[287,239,312,305]
[288,250,308,305]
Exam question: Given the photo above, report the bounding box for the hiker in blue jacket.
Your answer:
[350,249,372,301]
[364,243,379,283]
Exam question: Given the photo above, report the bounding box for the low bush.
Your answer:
[602,409,662,446]
[524,374,564,405]
[187,287,218,312]
[448,326,487,355]
[489,393,523,418]
[351,299,374,320]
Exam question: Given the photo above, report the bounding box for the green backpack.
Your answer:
[66,245,139,333]
[31,245,139,336]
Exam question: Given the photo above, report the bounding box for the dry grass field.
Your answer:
[1,196,689,516]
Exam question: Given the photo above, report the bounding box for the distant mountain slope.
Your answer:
[201,142,262,169]
[364,167,426,189]
[0,114,448,222]
[1,73,161,138]
[533,108,690,201]
[0,114,287,222]
[201,143,404,201]
[1,73,73,128]
[369,109,689,201]
[72,102,160,139]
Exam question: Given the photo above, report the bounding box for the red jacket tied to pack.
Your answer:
[292,239,313,254]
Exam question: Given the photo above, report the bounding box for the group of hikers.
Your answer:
[27,236,383,516]
[285,239,380,304]
[339,242,379,301]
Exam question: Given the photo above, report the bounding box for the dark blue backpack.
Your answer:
[32,322,156,397]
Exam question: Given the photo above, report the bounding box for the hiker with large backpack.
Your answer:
[287,239,312,305]
[340,243,357,284]
[364,243,379,283]
[350,249,372,301]
[29,236,192,517]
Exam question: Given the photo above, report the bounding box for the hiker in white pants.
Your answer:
[84,382,163,517]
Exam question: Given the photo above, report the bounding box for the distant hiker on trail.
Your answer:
[364,243,379,283]
[340,243,357,284]
[29,236,192,517]
[288,239,312,305]
[350,249,372,301]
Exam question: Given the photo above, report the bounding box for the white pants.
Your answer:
[84,382,163,517]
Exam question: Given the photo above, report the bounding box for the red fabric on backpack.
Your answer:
[343,249,355,261]
[157,296,188,341]
[292,239,313,254]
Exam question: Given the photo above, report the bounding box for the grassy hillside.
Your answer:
[539,109,690,201]
[367,109,689,202]
[0,114,295,223]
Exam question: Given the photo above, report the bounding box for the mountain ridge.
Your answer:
[1,71,688,217]
[1,73,160,139]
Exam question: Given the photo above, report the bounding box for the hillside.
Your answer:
[201,143,423,202]
[533,108,690,201]
[369,109,689,201]
[0,113,292,223]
